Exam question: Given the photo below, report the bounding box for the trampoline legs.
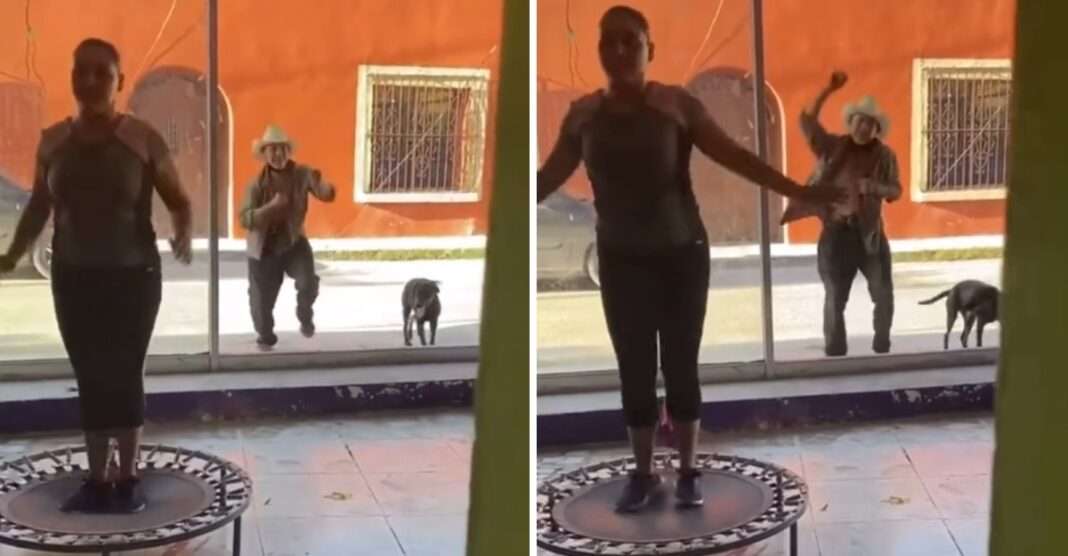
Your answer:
[790,522,798,556]
[233,516,242,555]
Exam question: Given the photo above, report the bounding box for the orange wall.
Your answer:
[537,0,1015,242]
[0,0,503,238]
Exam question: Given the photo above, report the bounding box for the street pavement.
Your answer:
[537,258,1002,372]
[0,254,1002,375]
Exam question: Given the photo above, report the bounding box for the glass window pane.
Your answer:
[768,4,1010,361]
[536,0,765,375]
[216,1,502,355]
[0,0,210,369]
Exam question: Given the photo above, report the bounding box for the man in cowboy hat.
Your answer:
[783,71,901,356]
[239,124,336,349]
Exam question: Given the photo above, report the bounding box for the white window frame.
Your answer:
[910,58,1011,203]
[353,65,490,204]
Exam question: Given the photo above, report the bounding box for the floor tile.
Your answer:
[802,445,916,482]
[814,520,960,556]
[254,473,381,517]
[807,477,941,523]
[242,440,358,475]
[238,420,344,444]
[365,469,470,516]
[945,518,989,556]
[904,442,993,478]
[348,439,465,473]
[446,439,473,465]
[925,475,991,520]
[388,514,468,555]
[892,415,993,446]
[796,423,902,449]
[259,516,402,556]
[334,410,473,441]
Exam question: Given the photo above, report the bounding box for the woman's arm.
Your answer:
[146,128,193,263]
[684,91,811,199]
[3,156,53,265]
[536,106,584,203]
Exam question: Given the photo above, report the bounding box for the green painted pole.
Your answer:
[988,2,1068,554]
[465,0,529,554]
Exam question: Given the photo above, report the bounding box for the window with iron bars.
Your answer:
[355,66,490,201]
[915,61,1012,196]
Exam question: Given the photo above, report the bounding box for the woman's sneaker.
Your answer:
[113,477,147,513]
[615,472,661,513]
[60,479,112,513]
[675,468,704,508]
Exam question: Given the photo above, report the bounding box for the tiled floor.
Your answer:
[537,412,994,556]
[0,409,474,556]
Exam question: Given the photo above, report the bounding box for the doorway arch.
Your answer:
[127,66,232,239]
[686,68,785,244]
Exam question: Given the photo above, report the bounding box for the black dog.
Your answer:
[402,278,441,346]
[918,280,999,350]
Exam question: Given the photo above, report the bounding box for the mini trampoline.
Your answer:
[0,444,252,555]
[537,453,808,555]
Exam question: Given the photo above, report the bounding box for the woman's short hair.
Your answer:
[74,38,121,67]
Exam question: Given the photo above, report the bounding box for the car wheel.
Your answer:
[30,232,52,280]
[584,244,600,289]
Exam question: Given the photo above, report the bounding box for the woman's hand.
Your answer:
[169,235,192,265]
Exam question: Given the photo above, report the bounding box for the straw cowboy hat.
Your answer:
[252,124,296,159]
[842,95,890,138]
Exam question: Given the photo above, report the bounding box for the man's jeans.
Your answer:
[248,237,319,337]
[817,220,894,356]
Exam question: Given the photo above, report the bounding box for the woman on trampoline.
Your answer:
[537,5,840,513]
[0,38,193,514]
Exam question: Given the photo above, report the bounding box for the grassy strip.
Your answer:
[313,246,1002,263]
[892,247,1003,263]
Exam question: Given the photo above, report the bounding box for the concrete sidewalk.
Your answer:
[174,233,1003,259]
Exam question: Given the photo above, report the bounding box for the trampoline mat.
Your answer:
[0,469,216,535]
[553,470,774,544]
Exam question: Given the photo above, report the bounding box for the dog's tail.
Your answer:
[918,289,951,305]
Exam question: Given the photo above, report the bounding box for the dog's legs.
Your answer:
[430,319,437,345]
[403,310,413,346]
[977,318,988,347]
[418,320,428,346]
[943,297,959,350]
[961,312,976,348]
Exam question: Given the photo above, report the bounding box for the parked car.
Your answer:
[537,190,599,287]
[0,172,52,279]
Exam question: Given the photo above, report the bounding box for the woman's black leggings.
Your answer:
[598,240,710,428]
[52,264,162,432]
